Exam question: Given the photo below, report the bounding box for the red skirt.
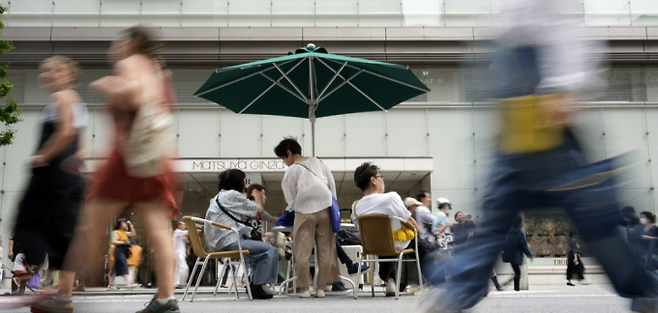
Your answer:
[87,150,179,220]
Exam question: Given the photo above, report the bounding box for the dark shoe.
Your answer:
[567,282,575,286]
[30,297,73,313]
[332,282,348,292]
[136,296,180,313]
[347,262,369,275]
[250,284,273,300]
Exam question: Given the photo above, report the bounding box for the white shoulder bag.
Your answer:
[123,68,175,178]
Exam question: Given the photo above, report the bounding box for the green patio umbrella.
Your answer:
[194,44,430,156]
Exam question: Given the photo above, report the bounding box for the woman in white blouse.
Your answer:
[275,138,340,299]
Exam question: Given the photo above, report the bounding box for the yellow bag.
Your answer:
[352,201,415,242]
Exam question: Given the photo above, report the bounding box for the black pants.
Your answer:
[511,264,521,291]
[566,252,585,281]
[336,238,351,264]
[13,165,82,271]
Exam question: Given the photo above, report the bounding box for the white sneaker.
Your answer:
[262,284,276,295]
[299,290,311,298]
[406,284,420,293]
[316,289,325,298]
[385,278,397,297]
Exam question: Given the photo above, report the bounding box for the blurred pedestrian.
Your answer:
[276,138,340,299]
[621,206,645,262]
[11,56,87,311]
[417,1,658,311]
[107,219,138,289]
[66,26,180,313]
[566,230,585,286]
[503,216,533,292]
[415,190,434,240]
[172,221,189,288]
[640,212,658,271]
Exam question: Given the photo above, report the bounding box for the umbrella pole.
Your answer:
[309,109,316,157]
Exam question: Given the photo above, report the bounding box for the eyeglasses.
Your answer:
[375,174,384,180]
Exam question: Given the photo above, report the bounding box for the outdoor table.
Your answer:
[272,223,358,296]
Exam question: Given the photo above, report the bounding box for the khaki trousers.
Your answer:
[293,208,339,289]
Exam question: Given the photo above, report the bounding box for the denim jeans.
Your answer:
[423,132,658,310]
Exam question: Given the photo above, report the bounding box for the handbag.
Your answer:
[336,229,361,246]
[294,162,341,233]
[275,210,296,227]
[215,198,261,241]
[123,69,175,178]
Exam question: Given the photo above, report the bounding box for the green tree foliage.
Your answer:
[0,4,21,146]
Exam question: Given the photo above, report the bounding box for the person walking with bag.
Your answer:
[566,230,585,286]
[502,216,533,292]
[65,27,180,313]
[275,138,340,299]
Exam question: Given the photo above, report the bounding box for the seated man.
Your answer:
[351,162,426,296]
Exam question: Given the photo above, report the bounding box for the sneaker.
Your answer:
[136,296,180,313]
[347,262,370,275]
[316,289,325,298]
[566,281,575,286]
[385,278,396,297]
[406,284,420,293]
[249,284,273,300]
[106,285,119,291]
[30,297,73,313]
[261,284,276,295]
[332,282,348,292]
[299,290,311,299]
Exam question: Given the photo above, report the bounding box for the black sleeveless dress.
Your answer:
[13,102,85,270]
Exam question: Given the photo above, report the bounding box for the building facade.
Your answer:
[1,0,658,282]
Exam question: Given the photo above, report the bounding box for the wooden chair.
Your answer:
[353,214,423,300]
[181,216,252,302]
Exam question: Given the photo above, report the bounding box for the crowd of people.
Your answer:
[5,2,658,312]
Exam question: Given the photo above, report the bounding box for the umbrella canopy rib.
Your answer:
[237,58,308,114]
[273,62,309,103]
[317,61,348,101]
[258,72,308,104]
[315,58,387,112]
[194,59,297,97]
[325,58,431,93]
[317,69,364,103]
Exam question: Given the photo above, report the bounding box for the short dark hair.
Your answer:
[354,162,380,191]
[274,137,302,158]
[218,169,246,193]
[246,184,266,200]
[454,211,462,222]
[416,189,429,202]
[114,219,126,231]
[641,211,656,224]
[438,202,449,210]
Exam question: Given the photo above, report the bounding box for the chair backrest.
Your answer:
[355,214,399,256]
[182,216,208,258]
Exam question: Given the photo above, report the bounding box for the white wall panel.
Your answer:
[3,110,40,193]
[401,0,442,27]
[631,0,658,26]
[572,108,607,163]
[53,0,101,27]
[306,115,346,157]
[219,111,262,157]
[141,0,182,27]
[444,0,492,27]
[358,0,403,27]
[386,109,429,157]
[473,107,499,189]
[345,112,386,157]
[427,108,475,190]
[181,0,228,27]
[272,0,315,27]
[262,116,304,158]
[6,0,53,27]
[99,0,141,27]
[89,108,115,158]
[583,0,631,26]
[315,0,359,27]
[177,109,220,158]
[601,108,651,189]
[228,0,272,27]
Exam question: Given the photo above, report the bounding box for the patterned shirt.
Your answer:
[204,189,259,251]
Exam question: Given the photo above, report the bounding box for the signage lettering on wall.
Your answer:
[191,160,286,171]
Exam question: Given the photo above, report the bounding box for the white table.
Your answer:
[272,223,358,296]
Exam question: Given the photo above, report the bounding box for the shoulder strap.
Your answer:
[295,162,318,177]
[215,197,250,227]
[352,200,360,219]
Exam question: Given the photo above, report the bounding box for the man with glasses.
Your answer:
[351,162,426,296]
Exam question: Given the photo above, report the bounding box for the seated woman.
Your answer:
[205,169,278,299]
